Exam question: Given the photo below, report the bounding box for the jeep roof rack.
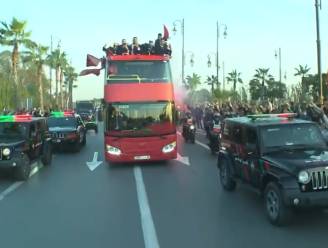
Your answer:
[247,113,296,121]
[0,114,33,122]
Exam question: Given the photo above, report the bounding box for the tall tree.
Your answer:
[206,75,217,94]
[23,43,49,111]
[48,49,66,108]
[226,69,243,92]
[185,73,201,92]
[59,56,68,109]
[0,18,34,109]
[294,64,311,96]
[64,65,78,109]
[253,68,274,100]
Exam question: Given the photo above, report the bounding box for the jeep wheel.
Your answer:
[73,140,81,152]
[82,133,86,146]
[95,127,98,134]
[41,144,52,166]
[14,158,31,181]
[264,182,292,226]
[219,158,236,191]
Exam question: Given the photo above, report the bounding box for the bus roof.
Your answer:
[107,54,171,61]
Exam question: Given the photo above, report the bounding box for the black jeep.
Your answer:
[47,112,86,152]
[218,114,328,226]
[0,115,52,180]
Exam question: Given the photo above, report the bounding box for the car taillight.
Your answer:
[66,133,77,139]
[213,127,221,133]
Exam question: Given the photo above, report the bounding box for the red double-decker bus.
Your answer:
[103,54,177,162]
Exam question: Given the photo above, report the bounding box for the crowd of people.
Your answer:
[102,33,172,56]
[180,99,328,135]
[2,107,59,117]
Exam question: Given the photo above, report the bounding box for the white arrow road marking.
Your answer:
[175,153,190,166]
[86,152,103,171]
[134,166,160,248]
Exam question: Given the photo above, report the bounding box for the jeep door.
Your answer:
[244,127,261,187]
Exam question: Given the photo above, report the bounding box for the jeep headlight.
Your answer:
[298,170,310,184]
[106,145,121,156]
[2,148,11,156]
[190,125,195,130]
[162,141,176,153]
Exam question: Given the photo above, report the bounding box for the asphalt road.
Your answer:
[0,123,327,248]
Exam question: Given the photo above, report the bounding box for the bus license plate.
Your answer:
[134,155,150,160]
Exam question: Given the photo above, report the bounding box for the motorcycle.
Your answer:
[208,120,222,154]
[182,118,196,143]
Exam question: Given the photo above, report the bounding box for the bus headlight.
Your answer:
[2,148,11,156]
[162,141,176,153]
[298,171,310,184]
[106,145,121,156]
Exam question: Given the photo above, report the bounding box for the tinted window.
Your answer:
[261,124,326,151]
[106,101,176,137]
[106,61,172,83]
[0,122,28,139]
[48,117,77,128]
[232,125,242,143]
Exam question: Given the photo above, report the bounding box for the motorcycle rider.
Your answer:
[182,111,196,137]
[208,112,222,153]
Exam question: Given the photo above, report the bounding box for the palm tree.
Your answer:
[294,64,311,79]
[294,64,311,95]
[48,49,66,108]
[185,73,201,92]
[0,18,33,108]
[64,65,78,109]
[23,43,49,111]
[226,70,243,92]
[253,68,274,100]
[206,75,217,94]
[59,56,68,109]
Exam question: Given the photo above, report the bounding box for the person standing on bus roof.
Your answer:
[117,39,129,55]
[154,33,163,54]
[131,37,141,55]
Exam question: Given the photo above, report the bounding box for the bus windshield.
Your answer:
[106,61,172,83]
[105,102,176,137]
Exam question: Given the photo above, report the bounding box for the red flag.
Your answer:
[79,68,101,76]
[163,25,169,40]
[86,54,101,67]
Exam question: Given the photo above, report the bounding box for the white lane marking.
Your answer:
[86,152,103,171]
[177,130,210,150]
[133,166,160,248]
[0,161,41,202]
[175,153,190,166]
[196,140,210,150]
[0,182,24,201]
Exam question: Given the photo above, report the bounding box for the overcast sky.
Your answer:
[1,0,327,100]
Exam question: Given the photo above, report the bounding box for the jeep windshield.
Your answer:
[105,101,176,137]
[106,61,172,83]
[261,123,326,153]
[0,122,28,139]
[48,117,77,128]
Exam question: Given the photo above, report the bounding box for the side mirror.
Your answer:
[245,143,256,155]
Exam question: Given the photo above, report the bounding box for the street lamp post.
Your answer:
[173,18,185,86]
[315,0,323,105]
[275,48,282,83]
[185,51,195,67]
[216,21,227,90]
